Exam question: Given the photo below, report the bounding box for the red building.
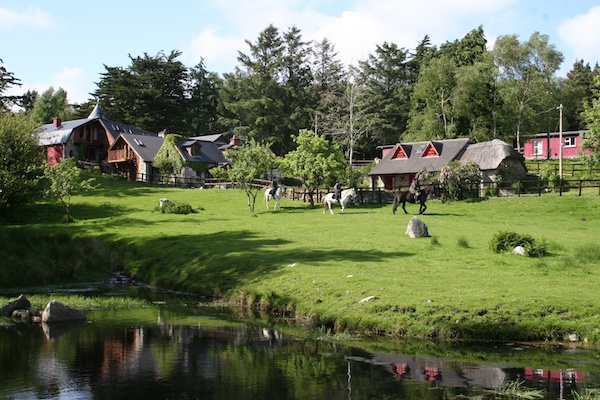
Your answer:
[522,130,589,160]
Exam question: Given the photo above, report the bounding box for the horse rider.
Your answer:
[409,178,420,200]
[270,178,278,197]
[334,180,342,201]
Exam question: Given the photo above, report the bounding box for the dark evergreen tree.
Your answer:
[93,50,190,134]
[0,58,21,112]
[310,38,346,136]
[359,42,412,150]
[188,59,224,136]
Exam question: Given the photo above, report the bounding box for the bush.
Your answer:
[489,230,548,257]
[160,201,195,215]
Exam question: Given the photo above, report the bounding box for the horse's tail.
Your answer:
[392,193,399,214]
[323,198,328,213]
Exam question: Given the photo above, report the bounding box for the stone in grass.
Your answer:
[512,245,528,256]
[0,294,31,316]
[405,216,429,238]
[41,300,86,323]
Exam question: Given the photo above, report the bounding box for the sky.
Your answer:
[2,0,600,105]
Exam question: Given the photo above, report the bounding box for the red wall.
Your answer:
[523,135,588,159]
[46,146,64,165]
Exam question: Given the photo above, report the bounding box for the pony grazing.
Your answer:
[265,185,286,210]
[392,185,433,215]
[323,188,357,214]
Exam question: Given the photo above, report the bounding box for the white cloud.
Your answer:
[558,6,600,65]
[0,6,54,29]
[183,26,243,73]
[54,67,87,104]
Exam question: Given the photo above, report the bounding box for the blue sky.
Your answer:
[2,0,600,105]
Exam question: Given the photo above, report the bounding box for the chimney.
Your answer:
[53,117,62,128]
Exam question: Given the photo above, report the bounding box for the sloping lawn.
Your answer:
[2,173,600,343]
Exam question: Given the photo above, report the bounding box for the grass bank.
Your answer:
[2,173,600,344]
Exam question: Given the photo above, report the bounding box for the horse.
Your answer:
[265,185,286,210]
[392,185,433,215]
[323,188,357,214]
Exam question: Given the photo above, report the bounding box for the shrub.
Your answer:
[489,230,548,257]
[160,201,195,215]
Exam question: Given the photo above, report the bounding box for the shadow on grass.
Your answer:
[124,230,414,294]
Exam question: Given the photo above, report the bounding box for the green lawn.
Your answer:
[2,173,600,344]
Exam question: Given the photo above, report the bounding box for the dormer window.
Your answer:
[421,142,440,157]
[391,145,408,159]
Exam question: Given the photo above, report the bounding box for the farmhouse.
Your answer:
[522,130,589,160]
[37,104,238,184]
[38,103,157,167]
[368,138,527,190]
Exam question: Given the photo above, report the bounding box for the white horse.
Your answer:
[264,185,286,210]
[323,188,357,214]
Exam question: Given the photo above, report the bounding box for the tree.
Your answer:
[188,59,224,136]
[280,129,347,207]
[493,32,563,151]
[211,140,275,212]
[0,58,21,112]
[93,50,190,134]
[329,70,373,186]
[44,158,95,222]
[30,87,75,125]
[358,42,412,148]
[581,74,600,171]
[311,38,346,136]
[153,134,185,175]
[439,160,481,201]
[0,113,45,216]
[407,54,458,140]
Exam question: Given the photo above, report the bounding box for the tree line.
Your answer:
[3,24,600,160]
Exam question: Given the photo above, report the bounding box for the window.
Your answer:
[564,136,576,147]
[533,140,543,156]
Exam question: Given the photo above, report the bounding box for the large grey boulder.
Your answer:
[405,216,429,238]
[0,294,31,316]
[41,300,86,323]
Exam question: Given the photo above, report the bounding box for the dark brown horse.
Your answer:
[392,185,433,215]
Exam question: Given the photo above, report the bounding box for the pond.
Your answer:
[2,287,600,400]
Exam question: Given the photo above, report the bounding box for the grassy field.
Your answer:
[2,172,600,344]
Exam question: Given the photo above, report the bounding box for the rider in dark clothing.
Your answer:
[334,180,342,201]
[270,179,278,197]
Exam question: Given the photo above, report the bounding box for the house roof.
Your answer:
[460,139,523,171]
[114,133,165,163]
[177,138,229,165]
[528,130,588,139]
[191,134,227,144]
[368,138,470,176]
[37,103,157,146]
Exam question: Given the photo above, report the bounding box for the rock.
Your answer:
[41,300,86,323]
[0,294,31,316]
[159,198,170,211]
[405,216,429,238]
[11,309,31,322]
[512,246,528,256]
[359,296,377,303]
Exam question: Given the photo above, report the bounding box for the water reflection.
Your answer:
[1,305,600,400]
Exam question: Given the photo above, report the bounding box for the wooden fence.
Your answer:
[98,167,600,205]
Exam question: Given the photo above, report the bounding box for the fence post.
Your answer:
[559,179,563,196]
[579,180,583,196]
[517,181,521,197]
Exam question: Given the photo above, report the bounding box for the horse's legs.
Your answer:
[420,201,426,214]
[392,196,398,214]
[402,201,408,214]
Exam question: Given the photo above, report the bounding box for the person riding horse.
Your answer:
[270,178,278,197]
[334,180,342,201]
[409,179,420,201]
